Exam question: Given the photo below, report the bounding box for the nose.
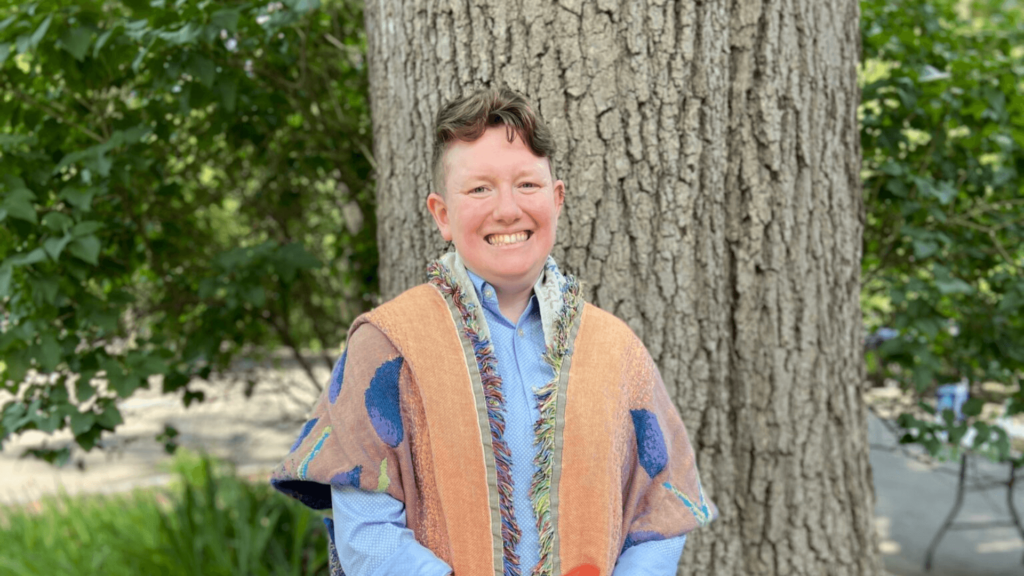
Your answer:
[492,185,523,222]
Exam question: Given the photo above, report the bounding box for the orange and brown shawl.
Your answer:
[272,255,717,576]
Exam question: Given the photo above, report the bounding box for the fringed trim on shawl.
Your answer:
[427,260,523,576]
[530,276,583,576]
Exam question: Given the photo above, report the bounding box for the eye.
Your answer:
[519,182,539,190]
[469,185,488,194]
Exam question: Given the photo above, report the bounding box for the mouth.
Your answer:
[486,231,532,246]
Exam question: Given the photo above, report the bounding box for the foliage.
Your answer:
[0,451,329,575]
[0,0,375,463]
[860,0,1024,463]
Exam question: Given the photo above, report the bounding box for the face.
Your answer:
[427,126,565,294]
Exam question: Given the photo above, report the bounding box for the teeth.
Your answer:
[487,232,529,246]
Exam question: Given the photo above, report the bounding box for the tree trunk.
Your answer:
[364,0,880,574]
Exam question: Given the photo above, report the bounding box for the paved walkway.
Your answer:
[2,367,1023,575]
[869,414,1024,576]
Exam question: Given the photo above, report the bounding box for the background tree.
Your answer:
[365,1,879,575]
[0,0,375,463]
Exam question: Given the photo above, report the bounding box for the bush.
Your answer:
[0,452,328,575]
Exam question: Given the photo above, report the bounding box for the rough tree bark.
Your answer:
[364,0,880,574]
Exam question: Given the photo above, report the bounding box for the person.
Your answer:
[271,87,717,576]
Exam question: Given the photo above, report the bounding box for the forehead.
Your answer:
[444,126,551,181]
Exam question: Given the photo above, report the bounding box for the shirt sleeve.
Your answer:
[611,534,686,576]
[331,486,452,576]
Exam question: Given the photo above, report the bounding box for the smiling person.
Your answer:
[272,88,718,576]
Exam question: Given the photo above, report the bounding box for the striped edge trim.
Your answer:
[428,261,522,576]
[530,275,583,576]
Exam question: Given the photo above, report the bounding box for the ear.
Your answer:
[427,192,453,241]
[553,179,565,215]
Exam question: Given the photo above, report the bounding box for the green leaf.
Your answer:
[93,25,117,57]
[918,64,950,83]
[241,284,265,307]
[16,34,30,55]
[935,277,974,295]
[3,196,37,224]
[159,23,199,45]
[211,8,241,33]
[59,186,99,211]
[0,265,11,297]
[95,403,123,429]
[928,180,957,205]
[100,358,139,397]
[71,220,104,236]
[123,19,149,41]
[131,38,153,72]
[60,26,91,61]
[0,16,16,32]
[41,211,74,232]
[218,76,237,112]
[291,0,321,13]
[29,276,59,305]
[29,14,52,49]
[913,239,939,259]
[134,356,168,378]
[69,410,95,435]
[37,332,60,372]
[4,349,29,383]
[190,54,216,88]
[43,235,72,261]
[74,427,101,451]
[0,43,10,67]
[7,248,46,267]
[67,235,101,265]
[962,398,984,418]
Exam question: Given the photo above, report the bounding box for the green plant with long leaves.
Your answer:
[861,0,1024,462]
[0,0,375,463]
[0,451,329,575]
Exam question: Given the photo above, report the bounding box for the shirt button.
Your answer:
[484,289,493,298]
[518,329,525,337]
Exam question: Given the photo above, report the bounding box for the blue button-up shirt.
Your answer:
[331,270,686,575]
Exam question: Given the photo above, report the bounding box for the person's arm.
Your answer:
[611,534,687,576]
[331,485,452,576]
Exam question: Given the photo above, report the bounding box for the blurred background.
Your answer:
[0,0,1022,574]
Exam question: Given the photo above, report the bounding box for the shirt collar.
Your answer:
[464,268,539,322]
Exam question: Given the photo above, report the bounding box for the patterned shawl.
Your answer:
[271,253,717,576]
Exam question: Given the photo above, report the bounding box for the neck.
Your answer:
[493,284,533,324]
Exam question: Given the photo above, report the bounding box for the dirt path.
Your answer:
[0,360,323,506]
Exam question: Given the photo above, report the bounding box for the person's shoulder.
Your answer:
[348,282,453,351]
[579,302,644,346]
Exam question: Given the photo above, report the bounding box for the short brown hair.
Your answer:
[432,87,555,194]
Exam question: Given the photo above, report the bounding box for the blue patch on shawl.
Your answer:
[330,465,362,489]
[631,409,668,478]
[290,417,319,452]
[622,530,666,553]
[329,349,347,404]
[365,356,405,447]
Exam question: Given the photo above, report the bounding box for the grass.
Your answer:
[0,451,328,576]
